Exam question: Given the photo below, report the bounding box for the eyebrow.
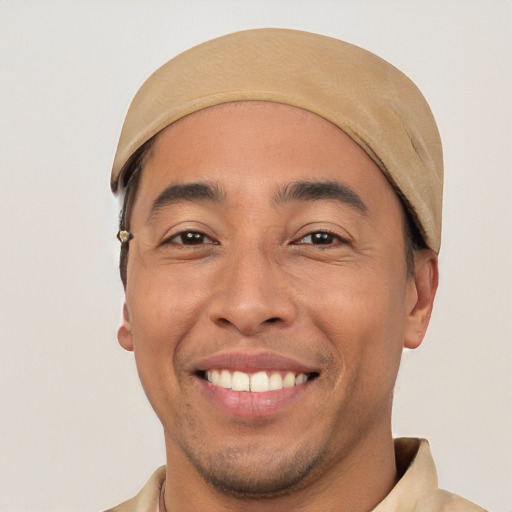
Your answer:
[272,181,368,214]
[148,181,225,222]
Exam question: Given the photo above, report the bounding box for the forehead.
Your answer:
[133,101,402,220]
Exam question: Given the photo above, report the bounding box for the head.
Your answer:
[111,29,441,501]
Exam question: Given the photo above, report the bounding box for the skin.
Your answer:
[118,102,438,512]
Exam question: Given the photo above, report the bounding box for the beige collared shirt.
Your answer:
[104,438,487,512]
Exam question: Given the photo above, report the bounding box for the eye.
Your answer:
[296,231,346,246]
[165,230,217,246]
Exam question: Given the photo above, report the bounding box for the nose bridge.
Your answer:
[209,242,295,335]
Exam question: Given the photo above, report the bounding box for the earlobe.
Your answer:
[404,250,439,349]
[117,302,134,352]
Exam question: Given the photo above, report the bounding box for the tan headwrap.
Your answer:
[111,28,443,252]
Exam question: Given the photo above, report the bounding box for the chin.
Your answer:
[178,437,328,498]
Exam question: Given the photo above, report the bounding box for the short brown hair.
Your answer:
[118,138,156,286]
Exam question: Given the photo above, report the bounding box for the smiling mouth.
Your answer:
[197,370,320,392]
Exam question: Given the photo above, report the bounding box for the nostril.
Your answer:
[265,317,280,324]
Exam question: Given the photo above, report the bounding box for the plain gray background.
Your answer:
[1,1,511,511]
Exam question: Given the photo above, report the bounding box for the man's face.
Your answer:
[119,102,427,496]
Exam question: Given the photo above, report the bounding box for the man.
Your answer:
[106,28,486,512]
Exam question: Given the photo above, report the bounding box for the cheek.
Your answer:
[128,259,210,334]
[300,263,407,379]
[125,262,213,391]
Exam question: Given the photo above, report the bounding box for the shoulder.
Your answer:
[103,466,166,512]
[416,489,488,512]
[373,439,488,512]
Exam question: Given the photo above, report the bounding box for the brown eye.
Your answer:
[168,231,216,245]
[299,232,339,245]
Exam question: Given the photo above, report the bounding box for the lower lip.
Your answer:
[197,377,313,419]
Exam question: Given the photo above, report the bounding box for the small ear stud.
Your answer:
[117,230,134,244]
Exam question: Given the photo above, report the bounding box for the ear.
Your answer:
[404,250,439,349]
[117,302,134,352]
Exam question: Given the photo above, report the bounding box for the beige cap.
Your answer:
[111,28,443,252]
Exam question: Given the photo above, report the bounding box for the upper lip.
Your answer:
[193,350,320,375]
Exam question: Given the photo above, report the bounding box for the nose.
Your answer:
[208,246,297,336]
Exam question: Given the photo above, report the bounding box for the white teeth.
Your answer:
[295,373,307,385]
[250,371,269,392]
[231,371,250,391]
[219,370,231,388]
[268,372,283,390]
[205,369,311,392]
[282,372,296,388]
[209,369,232,388]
